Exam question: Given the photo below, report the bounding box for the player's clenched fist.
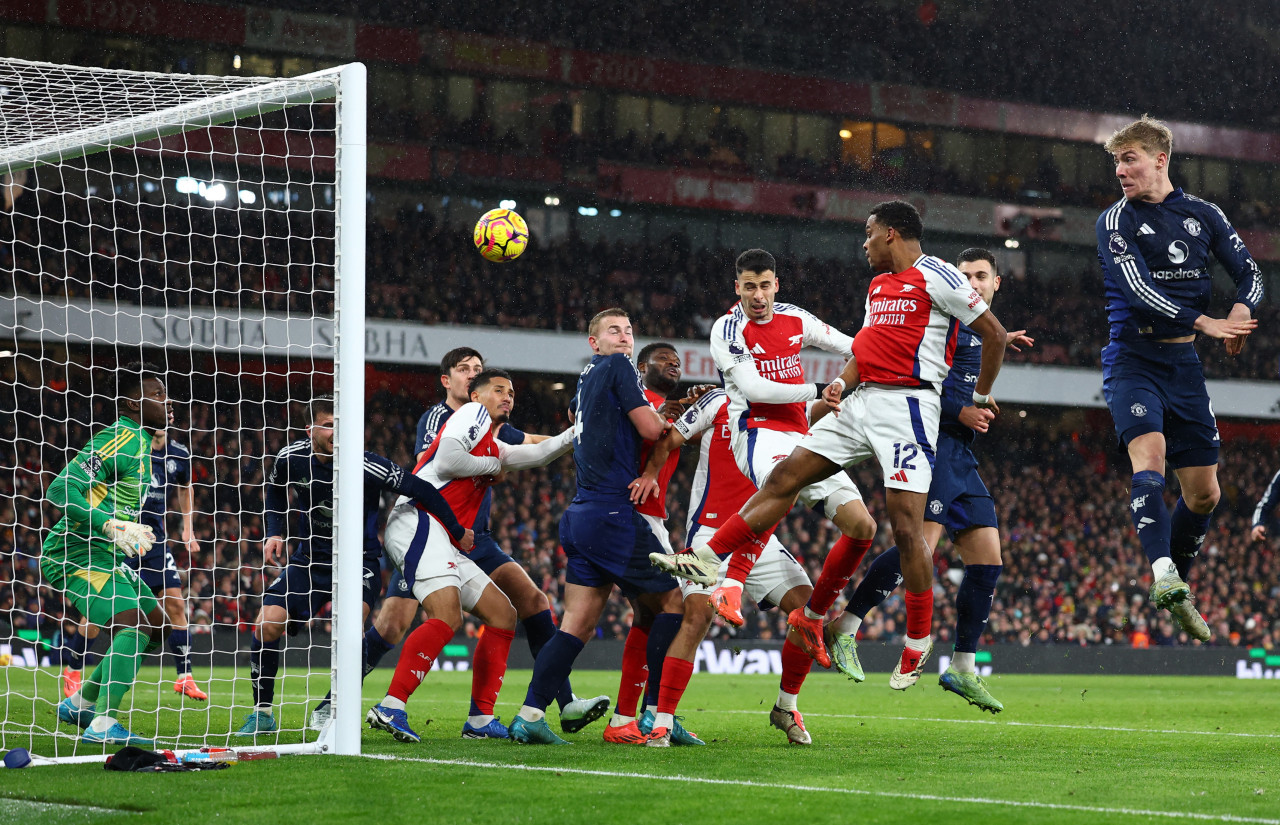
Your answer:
[104,518,155,557]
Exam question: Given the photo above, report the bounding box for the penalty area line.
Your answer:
[365,755,1278,825]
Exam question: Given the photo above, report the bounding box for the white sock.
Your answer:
[643,703,656,717]
[380,696,406,711]
[835,612,862,636]
[653,711,674,731]
[1152,557,1177,579]
[803,606,823,621]
[467,714,494,728]
[951,651,977,673]
[609,713,636,727]
[519,705,545,722]
[67,690,90,711]
[905,634,931,653]
[722,578,744,591]
[776,689,799,711]
[89,715,117,733]
[255,703,273,713]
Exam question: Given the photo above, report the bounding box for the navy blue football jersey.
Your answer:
[938,323,982,444]
[139,439,191,540]
[266,440,466,561]
[568,353,650,504]
[1097,188,1262,343]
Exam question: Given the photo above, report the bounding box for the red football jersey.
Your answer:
[710,302,853,435]
[853,254,988,387]
[637,387,681,519]
[412,401,498,529]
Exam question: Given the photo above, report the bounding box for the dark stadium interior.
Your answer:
[3,0,1280,670]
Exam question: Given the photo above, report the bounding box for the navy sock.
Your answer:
[1130,471,1171,565]
[249,635,282,709]
[363,626,394,680]
[524,630,585,712]
[846,546,904,619]
[168,629,192,676]
[1169,497,1212,580]
[642,613,683,709]
[62,631,88,670]
[954,565,1001,654]
[523,610,575,711]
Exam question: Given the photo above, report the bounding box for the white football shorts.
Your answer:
[729,426,861,520]
[383,502,492,610]
[800,384,940,495]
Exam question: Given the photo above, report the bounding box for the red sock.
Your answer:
[904,589,934,640]
[780,637,813,695]
[615,624,649,717]
[387,618,454,703]
[656,656,694,715]
[809,536,873,614]
[469,625,514,715]
[713,515,775,582]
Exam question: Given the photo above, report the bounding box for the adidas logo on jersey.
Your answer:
[1138,223,1155,235]
[750,343,767,354]
[889,470,909,483]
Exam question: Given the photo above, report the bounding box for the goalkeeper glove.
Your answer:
[104,519,155,558]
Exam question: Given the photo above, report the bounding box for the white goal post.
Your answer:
[0,58,365,762]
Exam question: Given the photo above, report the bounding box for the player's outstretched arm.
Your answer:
[821,357,859,415]
[629,427,687,505]
[1224,303,1255,356]
[1192,311,1256,341]
[968,310,1008,413]
[497,427,575,471]
[628,405,668,441]
[364,450,470,548]
[1005,329,1035,352]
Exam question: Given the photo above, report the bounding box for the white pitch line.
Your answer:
[706,708,1280,739]
[364,754,1280,825]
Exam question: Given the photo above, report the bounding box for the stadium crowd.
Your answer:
[218,0,1280,134]
[4,373,1280,655]
[6,189,1273,381]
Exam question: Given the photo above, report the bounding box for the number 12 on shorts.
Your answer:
[892,442,918,470]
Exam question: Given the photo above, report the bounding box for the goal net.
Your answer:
[0,58,366,762]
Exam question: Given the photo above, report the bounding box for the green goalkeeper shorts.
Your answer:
[51,563,158,627]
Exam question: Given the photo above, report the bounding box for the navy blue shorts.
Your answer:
[560,501,678,597]
[124,541,182,593]
[1102,340,1219,468]
[383,531,516,600]
[924,432,998,540]
[262,551,380,619]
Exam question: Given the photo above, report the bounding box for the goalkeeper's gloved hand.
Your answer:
[104,518,155,558]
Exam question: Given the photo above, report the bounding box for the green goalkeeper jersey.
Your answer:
[40,415,154,575]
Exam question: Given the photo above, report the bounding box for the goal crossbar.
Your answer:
[0,58,343,175]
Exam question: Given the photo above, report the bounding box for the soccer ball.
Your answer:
[0,652,11,666]
[473,208,529,262]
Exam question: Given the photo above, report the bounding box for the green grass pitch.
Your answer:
[2,665,1278,825]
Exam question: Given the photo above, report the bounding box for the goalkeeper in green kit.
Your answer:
[45,364,173,746]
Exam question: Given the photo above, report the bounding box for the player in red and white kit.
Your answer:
[633,387,831,745]
[708,201,1008,688]
[604,342,689,744]
[653,249,877,656]
[366,369,575,743]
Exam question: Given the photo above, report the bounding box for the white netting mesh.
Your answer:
[0,58,355,760]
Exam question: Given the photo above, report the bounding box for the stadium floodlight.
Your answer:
[0,57,366,763]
